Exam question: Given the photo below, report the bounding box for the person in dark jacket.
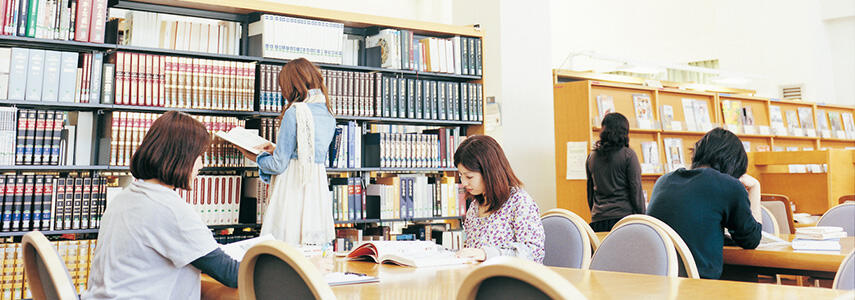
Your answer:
[647,127,762,279]
[586,112,644,232]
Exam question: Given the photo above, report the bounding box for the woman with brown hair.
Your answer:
[84,111,238,299]
[238,58,336,246]
[454,135,545,263]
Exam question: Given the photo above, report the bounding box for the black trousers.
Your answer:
[589,218,621,232]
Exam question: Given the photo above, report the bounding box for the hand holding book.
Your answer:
[216,127,275,161]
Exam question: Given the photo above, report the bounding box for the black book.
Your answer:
[33,175,45,231]
[415,80,423,120]
[429,81,438,120]
[15,109,28,165]
[460,83,469,121]
[0,175,6,231]
[22,175,34,231]
[467,38,476,76]
[397,77,406,119]
[446,82,455,121]
[64,177,74,229]
[10,175,24,231]
[460,37,469,76]
[33,110,48,165]
[389,77,398,118]
[98,177,107,228]
[72,178,83,229]
[23,109,37,165]
[406,78,415,119]
[53,178,65,230]
[474,38,482,76]
[437,82,446,120]
[82,177,91,229]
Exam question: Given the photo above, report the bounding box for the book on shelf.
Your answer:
[248,14,343,64]
[2,47,102,103]
[632,94,653,129]
[742,106,756,134]
[6,109,70,166]
[842,112,855,139]
[769,105,786,135]
[815,109,831,138]
[663,138,685,172]
[0,174,105,232]
[215,127,273,156]
[828,111,846,139]
[659,104,679,131]
[682,98,698,131]
[742,141,751,153]
[0,0,109,43]
[0,239,97,297]
[720,100,742,133]
[113,11,241,55]
[785,110,802,136]
[640,141,660,174]
[346,240,469,267]
[797,107,816,137]
[692,100,713,132]
[176,175,242,226]
[595,95,615,124]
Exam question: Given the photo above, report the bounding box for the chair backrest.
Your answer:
[817,203,855,237]
[238,240,335,300]
[456,256,587,300]
[589,215,679,277]
[761,194,795,234]
[614,215,700,279]
[840,195,855,205]
[833,250,855,290]
[21,231,78,300]
[540,208,593,269]
[760,206,781,235]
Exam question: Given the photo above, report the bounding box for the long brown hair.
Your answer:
[453,135,523,213]
[130,111,210,190]
[278,58,331,117]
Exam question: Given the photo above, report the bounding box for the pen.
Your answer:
[345,272,367,277]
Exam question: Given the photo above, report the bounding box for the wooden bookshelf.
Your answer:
[753,150,855,215]
[553,74,855,221]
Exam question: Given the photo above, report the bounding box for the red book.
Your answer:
[158,56,166,107]
[144,54,153,106]
[80,54,91,103]
[73,0,93,42]
[88,0,108,43]
[131,53,139,105]
[152,55,160,107]
[114,52,125,105]
[123,52,131,105]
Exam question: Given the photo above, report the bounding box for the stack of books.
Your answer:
[791,226,845,251]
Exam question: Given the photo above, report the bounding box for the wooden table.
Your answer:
[200,258,852,300]
[723,235,855,279]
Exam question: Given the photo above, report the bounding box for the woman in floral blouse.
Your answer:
[454,135,545,263]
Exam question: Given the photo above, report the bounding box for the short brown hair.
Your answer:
[278,58,331,116]
[453,135,523,213]
[130,111,210,190]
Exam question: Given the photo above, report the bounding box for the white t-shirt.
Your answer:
[82,180,218,300]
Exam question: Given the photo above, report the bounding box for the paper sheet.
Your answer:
[565,141,588,180]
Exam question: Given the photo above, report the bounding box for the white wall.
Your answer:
[550,0,854,105]
[268,0,453,24]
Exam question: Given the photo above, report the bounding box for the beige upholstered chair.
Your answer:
[238,240,335,300]
[456,256,587,300]
[833,250,855,290]
[540,208,596,269]
[590,215,679,277]
[818,203,855,237]
[21,231,78,300]
[760,206,781,235]
[761,194,795,234]
[614,215,700,278]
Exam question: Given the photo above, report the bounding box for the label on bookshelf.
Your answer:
[759,126,771,135]
[806,130,817,138]
[726,124,740,133]
[670,121,682,131]
[743,125,756,135]
[836,130,847,139]
[637,120,653,130]
[792,128,805,137]
[821,129,831,138]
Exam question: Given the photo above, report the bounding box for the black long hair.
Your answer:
[594,113,630,157]
[691,128,748,179]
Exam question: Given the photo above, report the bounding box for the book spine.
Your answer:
[24,49,45,101]
[21,175,33,231]
[81,177,90,228]
[87,0,105,43]
[0,175,8,231]
[32,175,44,231]
[53,178,64,230]
[72,0,89,42]
[62,175,72,229]
[71,177,82,229]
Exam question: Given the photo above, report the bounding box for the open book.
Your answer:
[347,241,470,268]
[215,127,274,155]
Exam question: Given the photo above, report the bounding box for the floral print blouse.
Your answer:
[463,188,545,263]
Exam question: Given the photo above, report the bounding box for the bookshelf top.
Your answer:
[553,69,757,95]
[120,0,484,38]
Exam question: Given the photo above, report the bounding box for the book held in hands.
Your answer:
[347,240,470,268]
[215,127,273,155]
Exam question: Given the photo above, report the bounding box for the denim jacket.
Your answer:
[256,103,335,183]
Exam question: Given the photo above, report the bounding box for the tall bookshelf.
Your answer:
[553,71,855,221]
[0,0,484,238]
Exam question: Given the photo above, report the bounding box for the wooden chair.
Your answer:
[760,206,781,235]
[614,215,700,279]
[590,215,679,277]
[456,256,587,300]
[840,195,855,204]
[21,231,78,300]
[761,194,795,234]
[238,240,335,300]
[540,208,595,269]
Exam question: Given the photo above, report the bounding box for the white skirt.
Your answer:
[260,159,334,246]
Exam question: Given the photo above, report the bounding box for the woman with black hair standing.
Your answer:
[586,112,644,232]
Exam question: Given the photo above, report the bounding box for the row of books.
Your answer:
[324,69,380,117]
[0,239,96,298]
[328,121,363,169]
[117,10,242,55]
[329,175,465,222]
[0,0,108,43]
[0,47,103,103]
[379,77,483,121]
[771,106,855,139]
[109,52,256,111]
[248,14,344,64]
[104,112,245,167]
[258,117,281,145]
[258,64,284,113]
[10,109,65,166]
[365,29,482,75]
[362,127,464,169]
[0,174,106,233]
[0,107,16,165]
[175,175,241,226]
